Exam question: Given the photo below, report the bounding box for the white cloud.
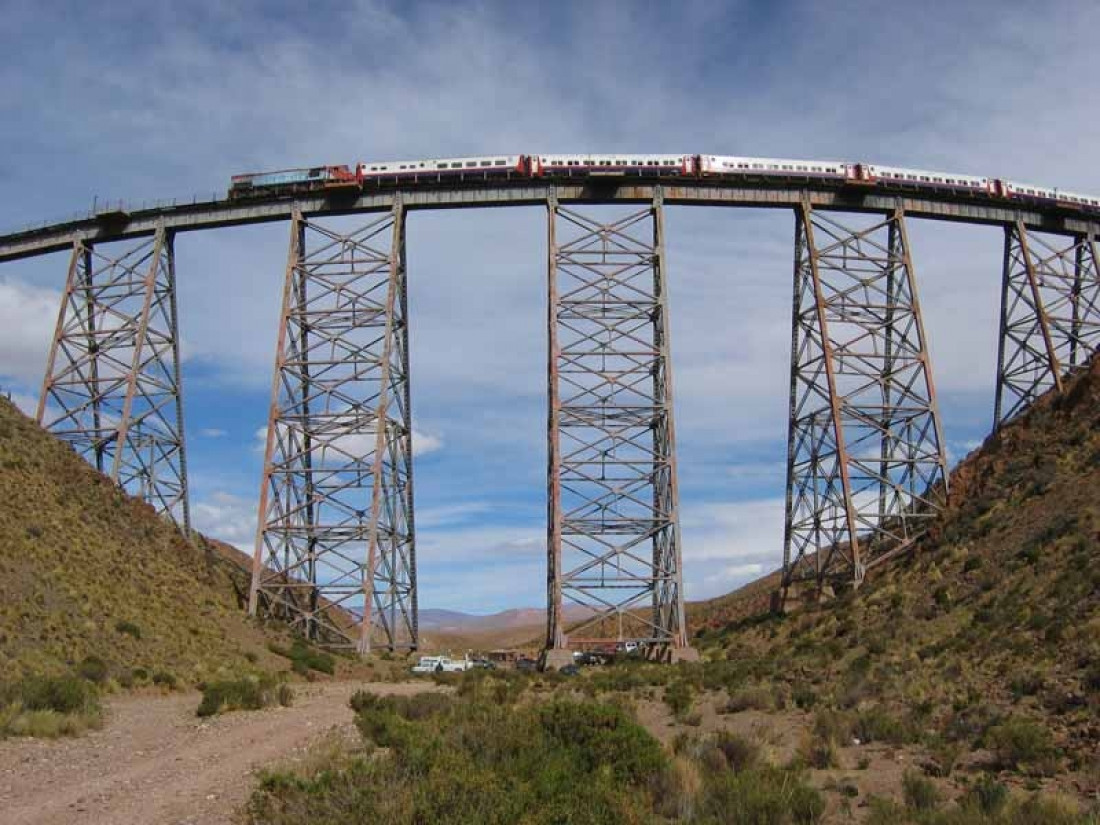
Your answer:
[199,427,227,438]
[190,490,256,552]
[0,280,59,386]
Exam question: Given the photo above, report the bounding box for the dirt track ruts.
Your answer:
[0,680,439,825]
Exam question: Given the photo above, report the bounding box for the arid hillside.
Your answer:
[0,397,290,683]
[692,353,1100,777]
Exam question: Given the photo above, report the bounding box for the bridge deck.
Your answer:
[2,181,1099,262]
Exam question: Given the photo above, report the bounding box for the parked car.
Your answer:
[559,664,580,677]
[515,658,538,673]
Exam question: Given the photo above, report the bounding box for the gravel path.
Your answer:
[0,680,437,825]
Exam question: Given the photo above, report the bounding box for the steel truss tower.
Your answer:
[248,205,417,653]
[544,190,692,663]
[782,204,948,597]
[38,227,190,531]
[994,221,1100,426]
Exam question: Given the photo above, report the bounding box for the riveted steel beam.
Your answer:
[248,204,418,653]
[994,222,1100,426]
[37,227,190,531]
[782,205,947,599]
[543,190,692,661]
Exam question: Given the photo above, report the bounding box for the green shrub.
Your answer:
[714,731,760,772]
[698,766,824,824]
[115,620,142,639]
[0,675,103,739]
[664,680,694,719]
[196,674,292,717]
[964,773,1009,815]
[77,655,109,684]
[152,670,178,690]
[986,717,1056,772]
[268,639,336,676]
[724,685,773,713]
[17,675,99,715]
[854,706,917,744]
[901,769,940,812]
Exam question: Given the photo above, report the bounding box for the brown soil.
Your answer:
[0,680,444,825]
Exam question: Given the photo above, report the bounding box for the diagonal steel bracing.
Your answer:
[782,204,947,596]
[545,190,691,658]
[37,227,190,531]
[248,205,417,653]
[994,222,1100,427]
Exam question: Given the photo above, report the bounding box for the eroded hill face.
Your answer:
[0,397,287,682]
[692,355,1100,769]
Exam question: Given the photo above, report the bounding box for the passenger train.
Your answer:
[227,154,1100,212]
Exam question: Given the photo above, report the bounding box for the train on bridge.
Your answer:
[228,153,1100,213]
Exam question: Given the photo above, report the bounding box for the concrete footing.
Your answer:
[669,646,701,664]
[539,648,576,671]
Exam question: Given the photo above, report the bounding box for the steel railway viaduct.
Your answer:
[2,174,1098,666]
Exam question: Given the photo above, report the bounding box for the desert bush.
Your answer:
[196,674,292,717]
[714,731,760,773]
[902,769,941,812]
[115,620,141,639]
[986,717,1056,773]
[963,773,1009,816]
[267,639,335,676]
[665,680,694,719]
[696,765,824,824]
[77,655,109,684]
[152,670,178,690]
[854,706,918,744]
[724,685,774,713]
[0,675,103,738]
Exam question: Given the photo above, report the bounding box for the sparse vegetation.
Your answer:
[0,674,103,738]
[247,688,829,825]
[196,673,293,717]
[267,639,336,677]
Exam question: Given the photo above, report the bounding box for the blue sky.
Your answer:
[1,1,1098,612]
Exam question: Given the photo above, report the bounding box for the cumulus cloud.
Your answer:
[0,280,58,386]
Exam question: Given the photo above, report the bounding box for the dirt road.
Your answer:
[0,680,438,825]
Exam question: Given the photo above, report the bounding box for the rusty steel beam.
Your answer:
[782,204,947,599]
[994,222,1100,426]
[543,189,694,664]
[248,206,418,653]
[37,226,190,531]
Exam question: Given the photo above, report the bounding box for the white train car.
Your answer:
[865,165,991,192]
[1053,189,1100,208]
[358,155,525,180]
[532,154,694,176]
[700,155,851,179]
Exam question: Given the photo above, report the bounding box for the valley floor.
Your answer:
[0,681,439,825]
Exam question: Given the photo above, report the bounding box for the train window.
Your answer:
[437,163,447,169]
[452,162,462,168]
[466,161,478,167]
[495,160,507,166]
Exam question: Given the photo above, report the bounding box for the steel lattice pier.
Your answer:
[781,205,948,598]
[995,222,1100,426]
[248,207,417,652]
[544,191,692,661]
[38,226,190,531]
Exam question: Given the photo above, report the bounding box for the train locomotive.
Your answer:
[228,153,1100,213]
